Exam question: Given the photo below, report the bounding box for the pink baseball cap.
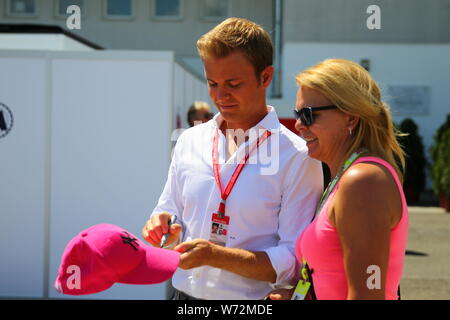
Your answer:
[54,224,180,295]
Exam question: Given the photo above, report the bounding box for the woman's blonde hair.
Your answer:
[296,58,406,180]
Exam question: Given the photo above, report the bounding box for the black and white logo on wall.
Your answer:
[0,102,14,139]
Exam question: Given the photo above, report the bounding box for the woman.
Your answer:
[269,58,408,300]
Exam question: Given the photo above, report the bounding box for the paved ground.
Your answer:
[401,206,450,300]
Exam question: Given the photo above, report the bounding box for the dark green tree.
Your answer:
[431,115,450,208]
[398,118,427,203]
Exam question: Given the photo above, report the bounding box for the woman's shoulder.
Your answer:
[332,157,403,230]
[334,158,401,223]
[340,160,392,191]
[335,157,401,211]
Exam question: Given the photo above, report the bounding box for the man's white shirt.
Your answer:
[151,106,323,300]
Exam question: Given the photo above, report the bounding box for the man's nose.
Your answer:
[216,87,231,102]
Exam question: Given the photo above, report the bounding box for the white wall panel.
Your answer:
[173,63,185,129]
[0,50,207,299]
[48,58,172,299]
[0,57,47,298]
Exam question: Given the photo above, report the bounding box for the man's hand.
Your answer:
[174,239,276,283]
[174,239,217,269]
[264,288,294,300]
[142,212,182,248]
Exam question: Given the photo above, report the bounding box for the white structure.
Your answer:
[0,49,210,299]
[269,42,450,187]
[0,33,94,51]
[0,0,275,58]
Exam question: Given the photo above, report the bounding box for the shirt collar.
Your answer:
[212,106,280,132]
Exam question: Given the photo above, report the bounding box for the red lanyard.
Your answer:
[212,127,271,217]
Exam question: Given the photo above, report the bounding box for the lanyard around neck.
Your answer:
[313,150,365,220]
[301,149,366,286]
[212,127,271,217]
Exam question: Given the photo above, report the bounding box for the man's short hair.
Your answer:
[197,17,273,79]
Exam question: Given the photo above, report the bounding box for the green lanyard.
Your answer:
[298,149,366,297]
[301,150,366,284]
[312,150,366,220]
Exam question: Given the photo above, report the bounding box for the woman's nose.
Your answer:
[294,118,306,134]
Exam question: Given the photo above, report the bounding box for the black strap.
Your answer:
[304,263,317,300]
[304,263,401,300]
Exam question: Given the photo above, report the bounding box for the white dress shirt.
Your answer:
[151,106,323,300]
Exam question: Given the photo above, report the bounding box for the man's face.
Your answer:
[203,51,273,130]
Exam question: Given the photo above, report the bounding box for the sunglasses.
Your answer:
[293,105,338,126]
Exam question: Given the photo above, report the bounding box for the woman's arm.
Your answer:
[332,163,401,300]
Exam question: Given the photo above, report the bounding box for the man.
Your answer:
[211,223,219,234]
[187,101,214,127]
[142,18,323,300]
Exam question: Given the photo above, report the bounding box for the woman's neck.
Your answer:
[328,148,369,180]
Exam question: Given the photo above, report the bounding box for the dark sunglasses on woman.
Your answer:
[293,105,338,126]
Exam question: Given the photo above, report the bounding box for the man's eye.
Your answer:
[208,82,217,87]
[229,83,241,88]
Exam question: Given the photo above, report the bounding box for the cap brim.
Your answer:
[118,246,180,285]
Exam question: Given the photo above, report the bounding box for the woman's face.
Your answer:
[294,86,353,166]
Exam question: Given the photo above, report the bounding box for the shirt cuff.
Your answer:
[263,246,301,289]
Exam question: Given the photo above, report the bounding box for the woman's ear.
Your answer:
[347,115,360,131]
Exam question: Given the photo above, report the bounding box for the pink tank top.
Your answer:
[295,157,409,300]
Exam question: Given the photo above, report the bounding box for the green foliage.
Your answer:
[398,118,427,192]
[431,115,450,197]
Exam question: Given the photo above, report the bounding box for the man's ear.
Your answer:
[259,66,274,88]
